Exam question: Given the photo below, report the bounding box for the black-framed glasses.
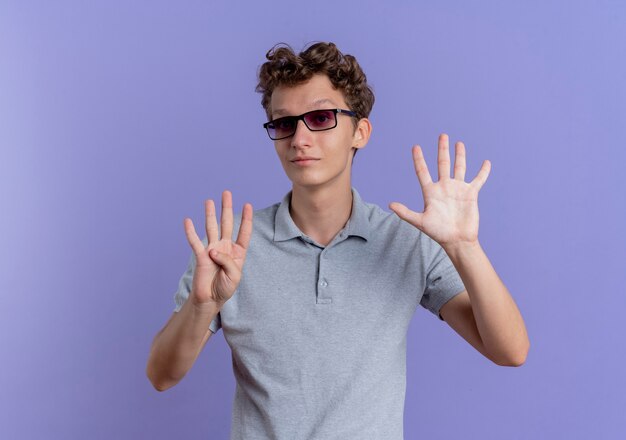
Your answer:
[263,108,357,140]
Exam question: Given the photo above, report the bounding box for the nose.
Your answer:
[291,119,312,149]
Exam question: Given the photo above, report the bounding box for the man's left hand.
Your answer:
[389,133,491,248]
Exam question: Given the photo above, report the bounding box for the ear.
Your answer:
[352,117,372,150]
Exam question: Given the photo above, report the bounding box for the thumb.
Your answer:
[389,202,424,231]
[209,249,241,283]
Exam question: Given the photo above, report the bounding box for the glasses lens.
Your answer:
[268,117,297,139]
[304,110,336,130]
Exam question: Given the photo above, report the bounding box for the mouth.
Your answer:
[290,158,320,166]
[291,157,319,162]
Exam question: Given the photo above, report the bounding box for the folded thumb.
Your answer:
[209,249,239,281]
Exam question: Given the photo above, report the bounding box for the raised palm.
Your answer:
[389,134,490,248]
[183,190,253,307]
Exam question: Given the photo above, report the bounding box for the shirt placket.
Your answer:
[314,230,349,305]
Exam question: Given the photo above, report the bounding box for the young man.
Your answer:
[146,42,529,439]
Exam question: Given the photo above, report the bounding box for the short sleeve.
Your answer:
[419,242,466,321]
[172,246,222,334]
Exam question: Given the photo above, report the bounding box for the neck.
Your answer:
[289,183,353,247]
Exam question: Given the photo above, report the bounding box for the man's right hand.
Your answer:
[183,190,253,308]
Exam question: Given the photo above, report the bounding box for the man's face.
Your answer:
[269,74,369,192]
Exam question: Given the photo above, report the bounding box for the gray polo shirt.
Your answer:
[173,187,465,440]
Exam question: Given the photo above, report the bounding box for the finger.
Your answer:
[389,202,424,232]
[209,249,241,284]
[470,160,491,191]
[205,199,219,244]
[221,190,233,241]
[438,133,451,181]
[412,145,433,187]
[453,141,467,181]
[235,203,254,249]
[184,218,206,256]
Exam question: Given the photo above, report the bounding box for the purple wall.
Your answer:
[2,1,625,438]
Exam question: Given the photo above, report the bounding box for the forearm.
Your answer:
[443,241,529,365]
[146,298,221,391]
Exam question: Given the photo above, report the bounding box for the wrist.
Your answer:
[442,240,482,260]
[190,297,224,316]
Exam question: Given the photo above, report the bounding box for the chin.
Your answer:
[289,179,326,189]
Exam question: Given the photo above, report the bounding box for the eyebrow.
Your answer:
[272,98,338,118]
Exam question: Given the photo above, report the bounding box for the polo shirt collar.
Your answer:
[274,187,370,243]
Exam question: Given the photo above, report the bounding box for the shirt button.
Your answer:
[320,281,328,287]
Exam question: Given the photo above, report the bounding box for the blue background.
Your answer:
[1,1,625,438]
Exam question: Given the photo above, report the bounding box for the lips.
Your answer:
[291,157,319,162]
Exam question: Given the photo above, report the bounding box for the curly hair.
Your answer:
[256,42,375,153]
